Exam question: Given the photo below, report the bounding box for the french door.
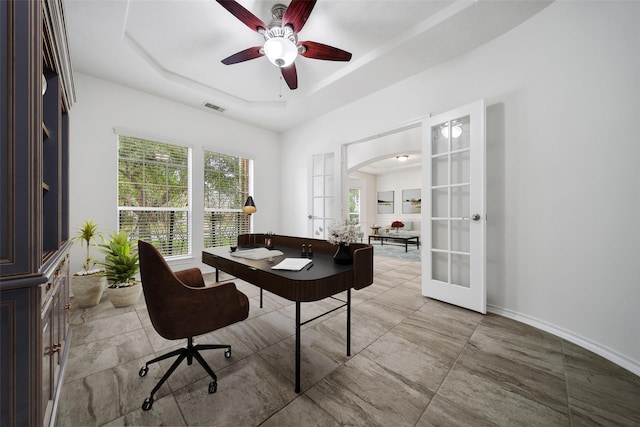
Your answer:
[309,153,335,239]
[422,100,486,313]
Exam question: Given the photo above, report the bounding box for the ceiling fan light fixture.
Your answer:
[441,122,463,139]
[264,35,298,67]
[396,155,409,162]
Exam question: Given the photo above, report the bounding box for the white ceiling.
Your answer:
[358,153,422,175]
[64,0,552,134]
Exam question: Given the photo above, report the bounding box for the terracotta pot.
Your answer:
[106,282,142,308]
[71,273,106,308]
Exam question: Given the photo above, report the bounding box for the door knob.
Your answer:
[471,214,481,221]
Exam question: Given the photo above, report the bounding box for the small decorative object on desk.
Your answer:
[391,220,404,233]
[327,221,358,265]
[265,232,274,249]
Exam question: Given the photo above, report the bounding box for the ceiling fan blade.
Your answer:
[281,63,298,90]
[216,0,267,33]
[299,41,352,61]
[282,0,317,33]
[221,47,264,65]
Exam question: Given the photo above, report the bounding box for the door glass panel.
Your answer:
[431,125,449,155]
[432,252,448,282]
[432,188,448,217]
[324,197,335,221]
[313,176,323,196]
[432,220,448,250]
[324,175,334,196]
[451,115,470,151]
[451,186,470,218]
[451,253,470,288]
[451,151,470,184]
[432,156,448,187]
[451,220,470,253]
[313,198,324,216]
[313,219,325,238]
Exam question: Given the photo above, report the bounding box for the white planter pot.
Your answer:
[71,273,107,308]
[106,282,142,308]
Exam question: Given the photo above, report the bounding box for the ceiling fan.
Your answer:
[216,0,352,90]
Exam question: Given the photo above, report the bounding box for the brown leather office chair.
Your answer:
[137,240,249,411]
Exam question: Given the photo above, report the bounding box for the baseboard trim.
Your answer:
[487,304,640,377]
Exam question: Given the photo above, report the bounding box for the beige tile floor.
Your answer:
[57,256,640,426]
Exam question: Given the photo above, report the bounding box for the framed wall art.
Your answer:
[377,191,394,214]
[402,188,421,214]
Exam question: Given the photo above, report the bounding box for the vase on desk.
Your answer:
[333,243,353,265]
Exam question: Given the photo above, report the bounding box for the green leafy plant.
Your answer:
[99,231,139,288]
[72,219,104,273]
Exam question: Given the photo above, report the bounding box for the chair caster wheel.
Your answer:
[209,380,217,394]
[224,348,231,358]
[139,366,149,377]
[142,397,154,411]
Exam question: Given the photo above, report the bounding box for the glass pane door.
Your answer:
[422,99,486,314]
[431,115,471,288]
[311,153,335,239]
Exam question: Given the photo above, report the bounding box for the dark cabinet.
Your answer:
[0,0,75,426]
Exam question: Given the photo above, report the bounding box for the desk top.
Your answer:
[202,235,373,302]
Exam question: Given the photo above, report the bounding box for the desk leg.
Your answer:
[295,302,301,393]
[215,268,219,282]
[347,288,351,357]
[260,288,263,308]
[405,240,408,252]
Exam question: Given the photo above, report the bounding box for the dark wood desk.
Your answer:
[202,234,373,392]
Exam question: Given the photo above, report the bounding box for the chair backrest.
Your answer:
[137,240,202,339]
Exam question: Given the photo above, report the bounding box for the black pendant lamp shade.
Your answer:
[242,196,257,214]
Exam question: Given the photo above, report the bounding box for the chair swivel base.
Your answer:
[139,337,232,411]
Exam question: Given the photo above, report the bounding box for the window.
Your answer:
[204,151,252,247]
[117,135,190,257]
[349,188,361,225]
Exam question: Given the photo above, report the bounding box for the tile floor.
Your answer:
[56,256,640,426]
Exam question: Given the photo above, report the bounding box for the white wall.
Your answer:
[280,1,640,374]
[69,73,281,274]
[374,168,422,230]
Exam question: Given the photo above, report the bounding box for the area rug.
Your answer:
[370,241,421,261]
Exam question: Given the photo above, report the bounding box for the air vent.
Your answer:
[203,102,225,113]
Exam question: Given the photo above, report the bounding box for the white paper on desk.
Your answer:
[230,248,283,260]
[271,258,312,271]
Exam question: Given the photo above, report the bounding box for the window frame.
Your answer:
[116,133,192,259]
[203,150,254,248]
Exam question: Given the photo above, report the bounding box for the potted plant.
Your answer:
[327,221,358,264]
[71,220,107,308]
[99,231,142,308]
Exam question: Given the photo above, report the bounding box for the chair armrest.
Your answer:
[175,268,205,288]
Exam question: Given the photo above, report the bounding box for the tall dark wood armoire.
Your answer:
[1,0,75,426]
